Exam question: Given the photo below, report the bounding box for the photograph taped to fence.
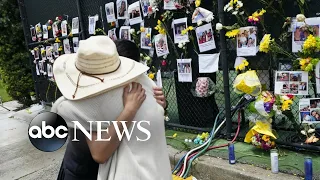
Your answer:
[42,25,48,40]
[46,46,53,60]
[72,17,79,34]
[292,17,320,52]
[61,20,68,36]
[63,39,71,54]
[105,2,116,23]
[172,18,189,44]
[88,16,97,35]
[274,71,308,95]
[196,23,216,52]
[108,28,118,41]
[140,0,150,17]
[164,0,177,10]
[177,59,192,82]
[141,27,152,49]
[30,26,36,41]
[52,22,59,38]
[35,23,42,38]
[237,26,257,57]
[117,0,128,19]
[128,1,142,25]
[33,48,39,60]
[299,98,320,124]
[119,26,131,40]
[53,43,60,58]
[40,47,46,60]
[47,64,53,77]
[73,37,79,53]
[154,34,169,57]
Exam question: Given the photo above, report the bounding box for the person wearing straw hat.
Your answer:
[52,36,171,180]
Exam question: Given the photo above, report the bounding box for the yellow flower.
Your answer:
[188,26,194,31]
[303,34,317,50]
[146,33,151,38]
[181,29,188,35]
[258,9,266,16]
[41,49,46,55]
[140,27,145,32]
[281,100,293,111]
[299,58,307,66]
[55,38,61,43]
[226,29,240,38]
[235,59,249,71]
[172,133,177,138]
[259,34,271,53]
[243,60,249,66]
[271,141,275,147]
[195,0,201,7]
[47,26,52,30]
[148,73,155,80]
[157,20,161,25]
[58,46,63,51]
[68,33,73,37]
[262,135,270,142]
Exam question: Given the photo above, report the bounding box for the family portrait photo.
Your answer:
[300,98,320,123]
[155,34,169,57]
[117,0,128,19]
[128,1,142,25]
[196,23,216,52]
[237,26,257,56]
[275,71,308,95]
[178,63,191,74]
[173,18,189,44]
[53,43,59,58]
[177,59,192,82]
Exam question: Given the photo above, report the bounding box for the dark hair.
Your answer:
[114,39,140,62]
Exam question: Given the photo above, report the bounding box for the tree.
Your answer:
[0,0,34,106]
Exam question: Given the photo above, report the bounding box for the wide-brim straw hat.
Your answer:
[53,35,149,100]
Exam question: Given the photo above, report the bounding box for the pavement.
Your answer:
[0,101,305,180]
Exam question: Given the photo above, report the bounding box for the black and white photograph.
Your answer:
[63,39,71,54]
[237,26,257,56]
[46,46,53,60]
[73,37,79,53]
[117,0,128,19]
[61,20,68,36]
[177,59,192,82]
[72,17,79,34]
[119,26,131,40]
[108,28,118,41]
[30,26,36,41]
[47,64,53,77]
[140,0,150,17]
[299,98,320,123]
[105,2,116,23]
[42,25,48,39]
[172,18,189,44]
[88,16,97,35]
[154,34,169,57]
[128,1,143,25]
[35,23,42,38]
[53,43,60,58]
[164,0,177,10]
[141,28,152,49]
[196,23,216,52]
[275,71,308,95]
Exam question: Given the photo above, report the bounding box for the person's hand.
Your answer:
[123,82,146,115]
[153,87,167,109]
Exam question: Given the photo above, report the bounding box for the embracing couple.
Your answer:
[52,36,172,180]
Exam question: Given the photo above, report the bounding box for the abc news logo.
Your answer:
[28,112,151,152]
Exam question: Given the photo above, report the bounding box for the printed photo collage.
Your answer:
[274,71,308,95]
[299,98,320,124]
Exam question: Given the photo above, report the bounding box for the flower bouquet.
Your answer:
[245,121,277,150]
[233,70,262,96]
[248,91,275,117]
[191,77,215,98]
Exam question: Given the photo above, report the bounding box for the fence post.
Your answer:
[76,0,86,40]
[218,0,232,139]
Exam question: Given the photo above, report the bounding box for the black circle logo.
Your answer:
[28,112,68,152]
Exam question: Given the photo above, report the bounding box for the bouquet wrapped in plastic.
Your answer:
[248,91,276,117]
[244,121,277,150]
[191,77,215,98]
[233,70,262,96]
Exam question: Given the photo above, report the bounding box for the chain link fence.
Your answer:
[18,0,320,152]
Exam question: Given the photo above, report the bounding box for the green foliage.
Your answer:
[0,0,34,106]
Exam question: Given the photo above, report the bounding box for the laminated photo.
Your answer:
[237,26,257,57]
[63,39,71,54]
[274,71,308,95]
[292,17,320,52]
[154,34,169,57]
[117,0,128,19]
[88,16,96,35]
[73,37,79,53]
[128,1,143,25]
[108,28,118,41]
[141,28,152,49]
[164,0,177,10]
[72,17,79,34]
[196,23,216,52]
[105,2,116,23]
[192,7,213,23]
[198,53,220,73]
[172,18,189,44]
[140,0,150,17]
[30,26,36,41]
[42,25,48,40]
[35,23,42,38]
[47,64,53,77]
[53,43,60,58]
[46,46,53,60]
[299,98,320,124]
[52,22,59,38]
[61,20,68,36]
[177,59,192,82]
[119,26,131,40]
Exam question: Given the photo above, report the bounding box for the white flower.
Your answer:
[227,6,233,12]
[178,42,183,48]
[205,15,214,23]
[129,29,135,34]
[185,139,188,142]
[144,56,151,61]
[232,11,238,15]
[237,1,243,8]
[186,10,190,14]
[308,129,315,133]
[188,139,192,143]
[164,116,170,121]
[224,4,229,11]
[140,53,143,57]
[182,42,186,46]
[239,11,245,15]
[43,72,47,75]
[197,20,203,26]
[301,130,306,135]
[296,14,306,22]
[216,23,223,31]
[163,54,167,59]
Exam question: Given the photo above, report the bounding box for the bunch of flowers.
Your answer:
[195,0,201,7]
[224,0,244,15]
[140,53,152,66]
[154,20,166,34]
[226,29,240,38]
[245,121,277,150]
[299,57,319,72]
[235,59,249,71]
[259,34,296,59]
[181,26,194,35]
[193,132,209,145]
[301,124,319,144]
[191,77,215,98]
[233,70,262,96]
[249,91,276,117]
[274,94,294,112]
[248,9,266,25]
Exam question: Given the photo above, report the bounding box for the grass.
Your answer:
[0,81,12,102]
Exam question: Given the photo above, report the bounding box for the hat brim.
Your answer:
[53,54,149,100]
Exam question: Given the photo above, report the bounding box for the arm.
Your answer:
[153,86,167,109]
[86,82,146,164]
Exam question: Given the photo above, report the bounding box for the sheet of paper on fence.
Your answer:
[237,26,257,57]
[164,0,177,10]
[198,53,219,73]
[274,71,308,95]
[88,16,96,35]
[196,23,216,52]
[177,59,192,82]
[316,62,320,94]
[172,18,189,44]
[191,7,213,23]
[156,69,163,88]
[117,0,128,19]
[292,17,320,52]
[128,1,143,25]
[72,17,79,34]
[105,3,116,23]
